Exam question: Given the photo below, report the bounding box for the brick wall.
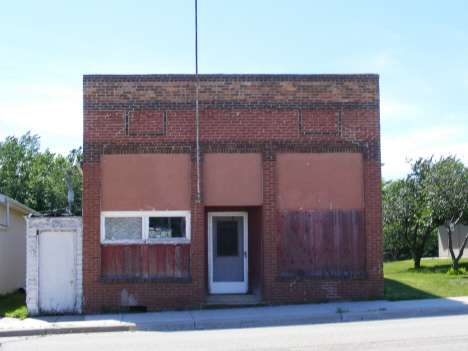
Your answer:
[83,74,382,312]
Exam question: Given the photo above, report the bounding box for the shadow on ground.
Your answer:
[384,278,438,301]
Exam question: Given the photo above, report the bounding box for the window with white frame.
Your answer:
[101,211,191,243]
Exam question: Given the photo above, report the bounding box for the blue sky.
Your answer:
[1,1,467,179]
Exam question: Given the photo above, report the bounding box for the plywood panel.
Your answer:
[115,246,124,276]
[277,210,365,278]
[166,245,175,277]
[182,244,190,277]
[148,245,158,277]
[100,244,190,278]
[132,245,141,278]
[277,153,364,210]
[157,245,166,277]
[174,245,182,278]
[101,245,116,277]
[205,153,262,206]
[123,246,133,277]
[141,245,149,278]
[101,154,190,211]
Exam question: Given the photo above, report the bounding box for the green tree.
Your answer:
[382,179,408,261]
[0,132,40,205]
[384,159,441,268]
[0,132,82,214]
[429,156,468,270]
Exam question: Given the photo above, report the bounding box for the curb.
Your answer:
[2,305,468,337]
[0,325,130,338]
[341,305,468,323]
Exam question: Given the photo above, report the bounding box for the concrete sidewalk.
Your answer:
[2,297,468,337]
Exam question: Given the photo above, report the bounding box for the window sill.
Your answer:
[101,239,190,245]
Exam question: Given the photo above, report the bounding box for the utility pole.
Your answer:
[67,171,74,214]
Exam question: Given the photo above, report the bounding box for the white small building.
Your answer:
[439,224,468,259]
[0,194,38,295]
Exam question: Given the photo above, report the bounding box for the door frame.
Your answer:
[208,212,248,294]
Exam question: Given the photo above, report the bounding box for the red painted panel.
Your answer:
[132,245,141,278]
[148,245,158,277]
[157,245,166,277]
[106,245,116,276]
[115,246,124,276]
[123,246,133,277]
[322,211,334,275]
[182,244,190,277]
[174,245,182,278]
[100,244,190,278]
[277,210,365,278]
[166,245,175,277]
[101,245,109,277]
[141,245,149,277]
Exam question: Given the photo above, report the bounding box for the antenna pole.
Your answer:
[195,0,201,202]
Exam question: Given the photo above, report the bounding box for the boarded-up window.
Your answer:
[204,153,262,206]
[277,210,365,278]
[277,153,363,211]
[101,154,190,211]
[101,244,190,279]
[276,153,366,279]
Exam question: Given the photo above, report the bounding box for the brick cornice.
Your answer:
[84,74,379,83]
[84,101,379,111]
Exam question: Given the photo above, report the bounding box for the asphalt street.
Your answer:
[2,314,468,351]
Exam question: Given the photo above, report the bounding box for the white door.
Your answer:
[208,212,248,294]
[39,231,76,314]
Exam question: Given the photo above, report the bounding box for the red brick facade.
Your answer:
[83,74,383,313]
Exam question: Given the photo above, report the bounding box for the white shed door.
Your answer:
[39,231,75,314]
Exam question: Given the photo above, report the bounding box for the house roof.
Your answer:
[0,194,38,215]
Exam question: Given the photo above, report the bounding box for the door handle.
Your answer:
[244,251,247,258]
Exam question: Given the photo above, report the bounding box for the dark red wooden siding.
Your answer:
[101,244,190,278]
[277,210,365,278]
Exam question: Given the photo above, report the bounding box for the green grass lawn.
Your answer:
[0,290,28,319]
[384,258,468,301]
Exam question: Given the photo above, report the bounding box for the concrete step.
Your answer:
[204,294,263,305]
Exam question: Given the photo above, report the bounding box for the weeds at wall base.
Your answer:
[0,290,28,319]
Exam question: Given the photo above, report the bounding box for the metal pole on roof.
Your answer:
[195,0,201,202]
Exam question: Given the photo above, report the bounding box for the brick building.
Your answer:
[82,74,383,313]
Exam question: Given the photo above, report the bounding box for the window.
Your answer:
[101,211,190,244]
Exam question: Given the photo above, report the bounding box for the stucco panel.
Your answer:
[277,153,363,210]
[204,153,262,206]
[101,154,190,211]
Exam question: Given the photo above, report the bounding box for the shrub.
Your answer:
[446,267,466,275]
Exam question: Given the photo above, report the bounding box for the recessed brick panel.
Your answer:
[301,109,339,135]
[128,110,165,136]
